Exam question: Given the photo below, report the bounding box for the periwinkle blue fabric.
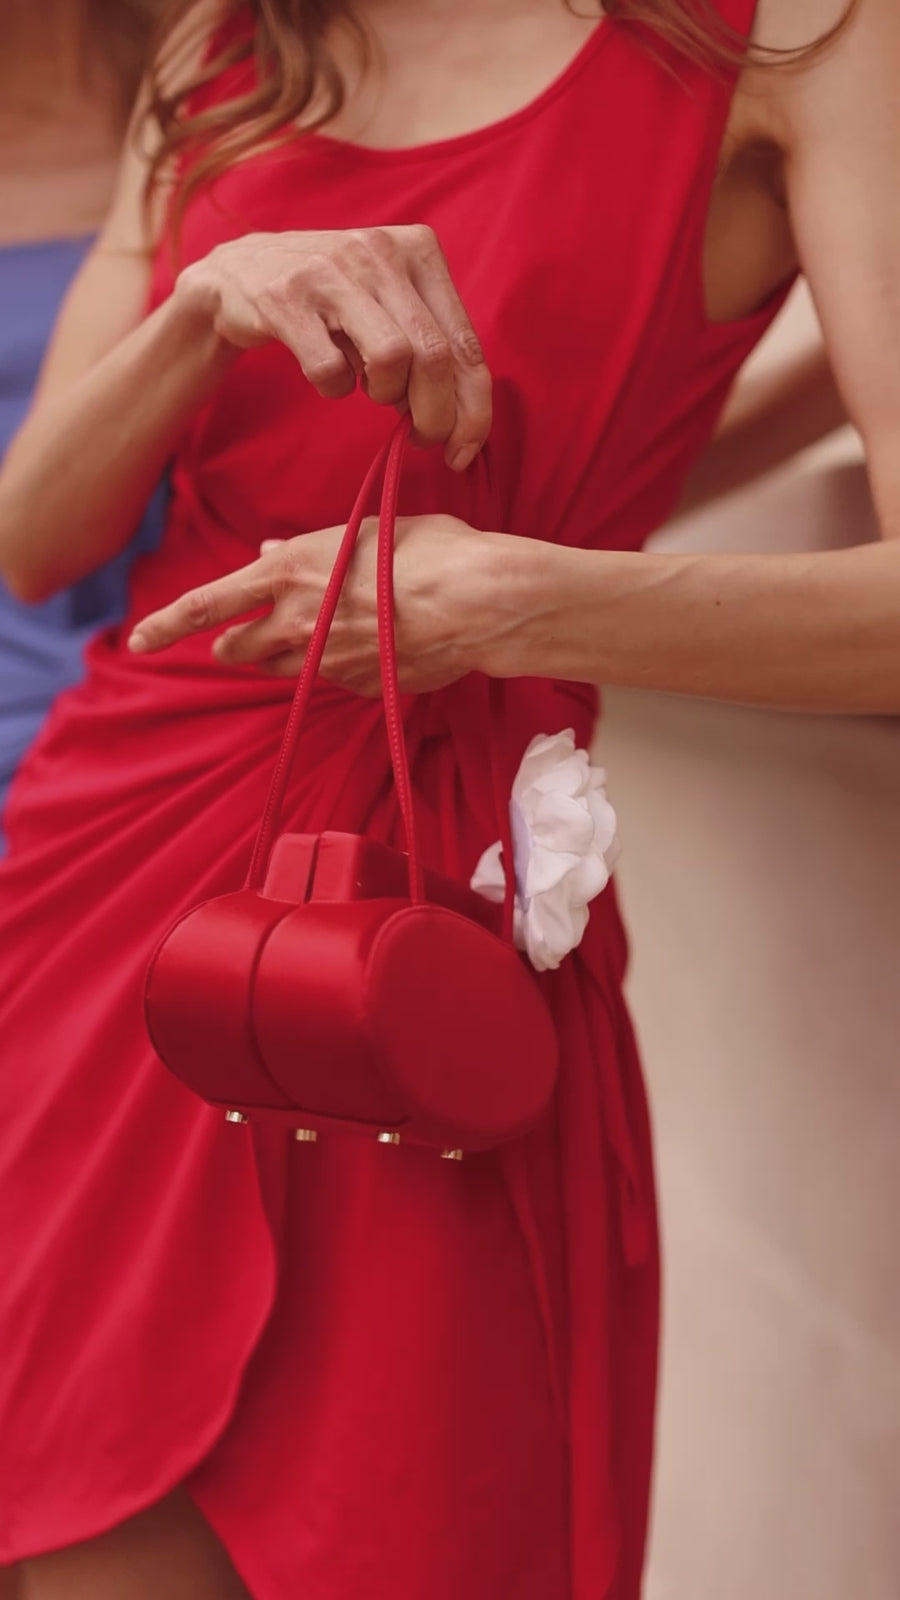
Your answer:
[0,236,164,848]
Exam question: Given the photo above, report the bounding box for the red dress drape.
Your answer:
[0,4,785,1595]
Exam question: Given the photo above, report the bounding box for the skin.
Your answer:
[13,1494,252,1600]
[5,0,893,711]
[0,0,898,1592]
[123,0,900,712]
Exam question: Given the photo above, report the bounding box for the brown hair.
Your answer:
[146,0,855,223]
[604,0,856,67]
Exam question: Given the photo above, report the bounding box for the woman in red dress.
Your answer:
[1,1,898,1597]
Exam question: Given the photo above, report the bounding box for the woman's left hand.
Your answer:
[128,514,523,694]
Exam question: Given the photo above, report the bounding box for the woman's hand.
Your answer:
[129,515,527,694]
[176,226,492,470]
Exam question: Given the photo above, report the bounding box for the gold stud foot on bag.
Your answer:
[377,1131,401,1145]
[294,1128,318,1143]
[441,1149,464,1162]
[225,1110,249,1125]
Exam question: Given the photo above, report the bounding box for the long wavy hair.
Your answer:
[146,0,855,219]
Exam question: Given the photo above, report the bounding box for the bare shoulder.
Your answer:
[731,0,898,153]
[751,0,854,55]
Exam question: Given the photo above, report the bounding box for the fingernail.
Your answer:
[260,540,280,553]
[128,629,148,653]
[449,444,477,473]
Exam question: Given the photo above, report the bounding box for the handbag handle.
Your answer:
[245,417,517,942]
[246,416,422,899]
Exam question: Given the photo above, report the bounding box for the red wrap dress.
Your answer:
[0,3,786,1596]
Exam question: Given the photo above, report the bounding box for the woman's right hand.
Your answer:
[175,225,492,470]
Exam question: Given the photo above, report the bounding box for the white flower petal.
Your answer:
[526,792,596,854]
[525,844,582,898]
[565,853,610,903]
[514,730,577,794]
[529,753,587,800]
[523,893,591,973]
[470,728,620,972]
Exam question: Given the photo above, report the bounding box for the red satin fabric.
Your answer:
[0,4,781,1596]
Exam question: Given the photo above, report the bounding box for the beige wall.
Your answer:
[595,287,900,1600]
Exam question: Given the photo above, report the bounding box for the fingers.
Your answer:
[256,648,383,698]
[318,277,417,409]
[263,263,452,435]
[365,270,457,447]
[254,649,308,678]
[254,283,358,400]
[212,613,296,667]
[257,251,414,410]
[403,227,492,469]
[215,624,383,699]
[128,560,275,654]
[253,229,491,467]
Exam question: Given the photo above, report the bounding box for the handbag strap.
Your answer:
[375,419,425,902]
[246,416,516,943]
[246,416,424,900]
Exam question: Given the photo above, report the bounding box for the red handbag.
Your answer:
[144,420,559,1156]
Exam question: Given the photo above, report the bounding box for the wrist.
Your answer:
[470,534,573,680]
[162,283,240,386]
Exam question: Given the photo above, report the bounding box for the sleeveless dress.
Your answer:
[0,237,164,849]
[0,6,789,1597]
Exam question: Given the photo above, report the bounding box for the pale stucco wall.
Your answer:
[595,285,900,1600]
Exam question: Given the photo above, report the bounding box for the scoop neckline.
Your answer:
[302,17,611,164]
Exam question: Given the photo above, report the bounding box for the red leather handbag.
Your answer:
[145,420,559,1156]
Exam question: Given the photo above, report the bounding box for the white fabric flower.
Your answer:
[471,729,620,972]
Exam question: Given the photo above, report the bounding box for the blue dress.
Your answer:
[0,236,163,847]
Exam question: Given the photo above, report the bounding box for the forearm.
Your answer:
[483,535,900,714]
[0,293,234,602]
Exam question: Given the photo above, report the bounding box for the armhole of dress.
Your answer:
[686,0,786,338]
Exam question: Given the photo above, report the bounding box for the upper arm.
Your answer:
[761,0,900,537]
[33,95,162,403]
